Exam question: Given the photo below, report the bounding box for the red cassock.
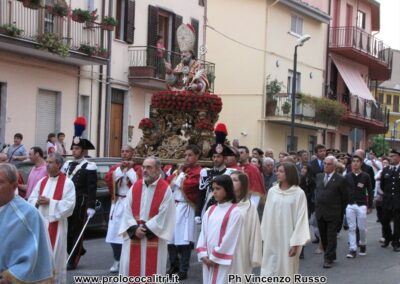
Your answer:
[242,164,265,196]
[167,164,202,207]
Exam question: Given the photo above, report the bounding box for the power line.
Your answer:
[206,24,267,53]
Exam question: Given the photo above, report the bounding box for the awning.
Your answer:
[331,54,375,101]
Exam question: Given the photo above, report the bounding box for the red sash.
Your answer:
[39,173,66,250]
[129,178,169,277]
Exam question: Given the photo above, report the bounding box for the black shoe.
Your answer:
[343,225,349,231]
[167,266,179,275]
[381,242,390,248]
[346,250,356,258]
[393,246,400,252]
[177,271,187,280]
[359,245,367,256]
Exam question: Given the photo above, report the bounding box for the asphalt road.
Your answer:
[67,213,400,284]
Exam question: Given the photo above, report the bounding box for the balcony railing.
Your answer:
[128,46,215,92]
[0,0,107,55]
[337,94,388,127]
[329,26,392,67]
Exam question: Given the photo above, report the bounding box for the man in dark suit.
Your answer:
[315,156,349,268]
[380,149,400,252]
[310,144,327,177]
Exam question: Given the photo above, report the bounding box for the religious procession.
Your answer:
[1,0,399,284]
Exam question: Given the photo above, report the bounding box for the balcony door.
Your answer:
[345,4,353,46]
[109,89,124,157]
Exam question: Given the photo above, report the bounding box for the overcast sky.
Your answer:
[376,0,400,50]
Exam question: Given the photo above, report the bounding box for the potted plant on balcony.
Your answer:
[71,8,92,23]
[282,101,291,114]
[100,16,118,31]
[37,32,69,57]
[266,76,284,116]
[23,0,41,10]
[0,24,23,37]
[78,43,96,56]
[47,1,68,17]
[96,47,109,58]
[314,97,346,125]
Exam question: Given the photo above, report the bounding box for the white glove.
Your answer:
[195,216,202,224]
[87,208,96,218]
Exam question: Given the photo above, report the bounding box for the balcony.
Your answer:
[0,0,108,65]
[329,27,392,81]
[335,94,389,134]
[264,94,337,131]
[128,46,215,92]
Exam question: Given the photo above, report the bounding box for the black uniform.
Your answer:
[380,166,400,249]
[62,159,97,268]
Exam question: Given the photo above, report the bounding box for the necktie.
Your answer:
[61,144,66,155]
[320,160,324,171]
[324,174,329,187]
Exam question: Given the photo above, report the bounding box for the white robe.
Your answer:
[106,167,137,244]
[119,177,176,276]
[28,175,76,284]
[197,202,242,284]
[260,185,310,282]
[229,200,262,283]
[170,172,195,245]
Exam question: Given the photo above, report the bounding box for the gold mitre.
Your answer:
[177,24,196,53]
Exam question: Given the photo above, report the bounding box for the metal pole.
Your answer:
[104,0,113,156]
[290,45,298,151]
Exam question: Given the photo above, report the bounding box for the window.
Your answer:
[87,0,95,11]
[116,0,135,43]
[199,0,205,6]
[394,96,399,113]
[340,135,348,153]
[291,15,303,35]
[287,136,298,152]
[357,10,366,29]
[287,70,301,94]
[387,94,392,105]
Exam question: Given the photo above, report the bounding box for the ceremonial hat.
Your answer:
[177,23,196,53]
[70,116,95,150]
[209,123,229,157]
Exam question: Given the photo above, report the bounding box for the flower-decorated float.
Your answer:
[135,24,223,160]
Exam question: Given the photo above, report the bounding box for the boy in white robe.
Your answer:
[28,153,76,284]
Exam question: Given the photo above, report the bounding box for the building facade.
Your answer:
[207,0,330,155]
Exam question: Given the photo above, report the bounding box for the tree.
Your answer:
[370,135,389,157]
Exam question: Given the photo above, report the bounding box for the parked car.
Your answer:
[16,157,122,231]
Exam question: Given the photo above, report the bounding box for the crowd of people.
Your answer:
[1,122,400,284]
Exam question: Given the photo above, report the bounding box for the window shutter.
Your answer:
[147,5,159,47]
[191,18,199,58]
[172,14,183,67]
[125,0,135,44]
[36,90,57,151]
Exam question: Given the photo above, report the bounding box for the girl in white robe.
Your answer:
[229,171,262,283]
[261,163,310,283]
[196,175,242,284]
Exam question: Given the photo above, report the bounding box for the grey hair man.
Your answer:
[118,156,176,277]
[263,157,277,191]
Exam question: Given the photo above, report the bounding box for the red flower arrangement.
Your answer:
[195,121,214,131]
[138,118,154,130]
[151,91,223,113]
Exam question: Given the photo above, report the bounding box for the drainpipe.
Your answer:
[324,0,332,98]
[201,0,207,61]
[96,0,106,157]
[76,66,80,116]
[104,0,113,156]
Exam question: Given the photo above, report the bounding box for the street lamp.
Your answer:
[290,34,311,151]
